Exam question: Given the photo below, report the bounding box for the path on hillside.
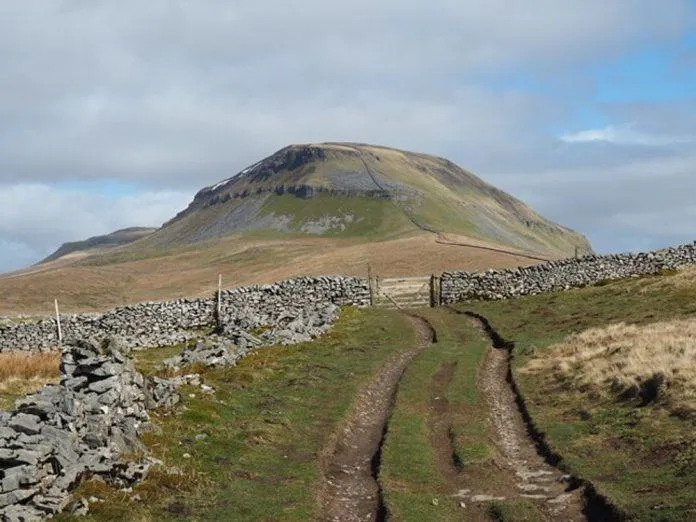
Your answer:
[435,233,553,263]
[344,144,556,264]
[452,310,587,521]
[317,314,436,522]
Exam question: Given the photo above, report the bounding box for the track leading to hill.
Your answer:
[458,310,587,521]
[317,314,436,522]
[435,233,553,263]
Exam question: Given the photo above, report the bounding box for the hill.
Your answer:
[146,142,591,256]
[2,142,592,314]
[39,227,156,264]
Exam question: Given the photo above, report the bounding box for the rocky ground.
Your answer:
[0,300,344,520]
[453,315,586,520]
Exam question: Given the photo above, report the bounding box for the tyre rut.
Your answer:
[448,308,587,521]
[317,314,436,522]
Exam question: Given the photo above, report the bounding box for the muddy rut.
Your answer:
[317,315,435,522]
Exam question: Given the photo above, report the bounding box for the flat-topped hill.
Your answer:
[3,142,592,314]
[150,142,591,257]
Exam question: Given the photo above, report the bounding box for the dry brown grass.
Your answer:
[0,232,547,315]
[640,265,696,293]
[522,319,696,414]
[0,352,61,408]
[0,351,60,381]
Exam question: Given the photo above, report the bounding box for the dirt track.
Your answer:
[317,315,435,522]
[462,312,587,521]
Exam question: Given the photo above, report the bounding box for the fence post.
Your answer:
[214,274,223,330]
[367,264,375,307]
[430,274,441,308]
[217,274,222,316]
[54,299,63,345]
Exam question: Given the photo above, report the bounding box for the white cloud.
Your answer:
[0,0,692,185]
[0,184,192,272]
[0,0,695,270]
[560,125,693,146]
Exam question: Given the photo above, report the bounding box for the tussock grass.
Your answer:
[0,351,60,381]
[0,351,60,409]
[465,271,696,519]
[523,319,696,413]
[642,265,696,292]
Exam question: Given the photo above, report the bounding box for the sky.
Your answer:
[1,1,696,272]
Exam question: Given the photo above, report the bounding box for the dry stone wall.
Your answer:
[3,242,696,354]
[0,291,351,519]
[441,241,696,303]
[0,338,170,520]
[0,277,370,353]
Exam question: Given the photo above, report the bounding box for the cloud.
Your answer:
[494,146,696,255]
[559,125,693,146]
[0,0,692,186]
[0,184,192,272]
[0,1,695,271]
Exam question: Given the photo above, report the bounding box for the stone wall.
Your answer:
[441,241,696,303]
[3,241,696,354]
[0,338,164,520]
[0,290,351,519]
[0,276,370,353]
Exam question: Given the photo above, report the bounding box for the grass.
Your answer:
[259,193,415,238]
[62,307,416,521]
[522,318,696,415]
[0,232,545,315]
[0,351,60,410]
[462,267,696,520]
[488,499,545,522]
[379,309,546,521]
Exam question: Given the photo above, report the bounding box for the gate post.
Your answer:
[430,274,441,308]
[367,264,375,307]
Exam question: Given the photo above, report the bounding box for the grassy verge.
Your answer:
[61,307,415,521]
[463,269,696,520]
[380,309,546,521]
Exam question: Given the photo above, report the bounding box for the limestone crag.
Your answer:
[0,338,177,521]
[440,241,696,303]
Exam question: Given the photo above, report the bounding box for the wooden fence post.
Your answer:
[217,274,222,316]
[430,274,441,308]
[215,274,223,330]
[367,264,375,307]
[54,299,63,345]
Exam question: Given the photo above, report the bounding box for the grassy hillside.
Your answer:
[4,142,594,314]
[152,142,592,259]
[39,227,156,264]
[464,267,696,520]
[0,233,550,315]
